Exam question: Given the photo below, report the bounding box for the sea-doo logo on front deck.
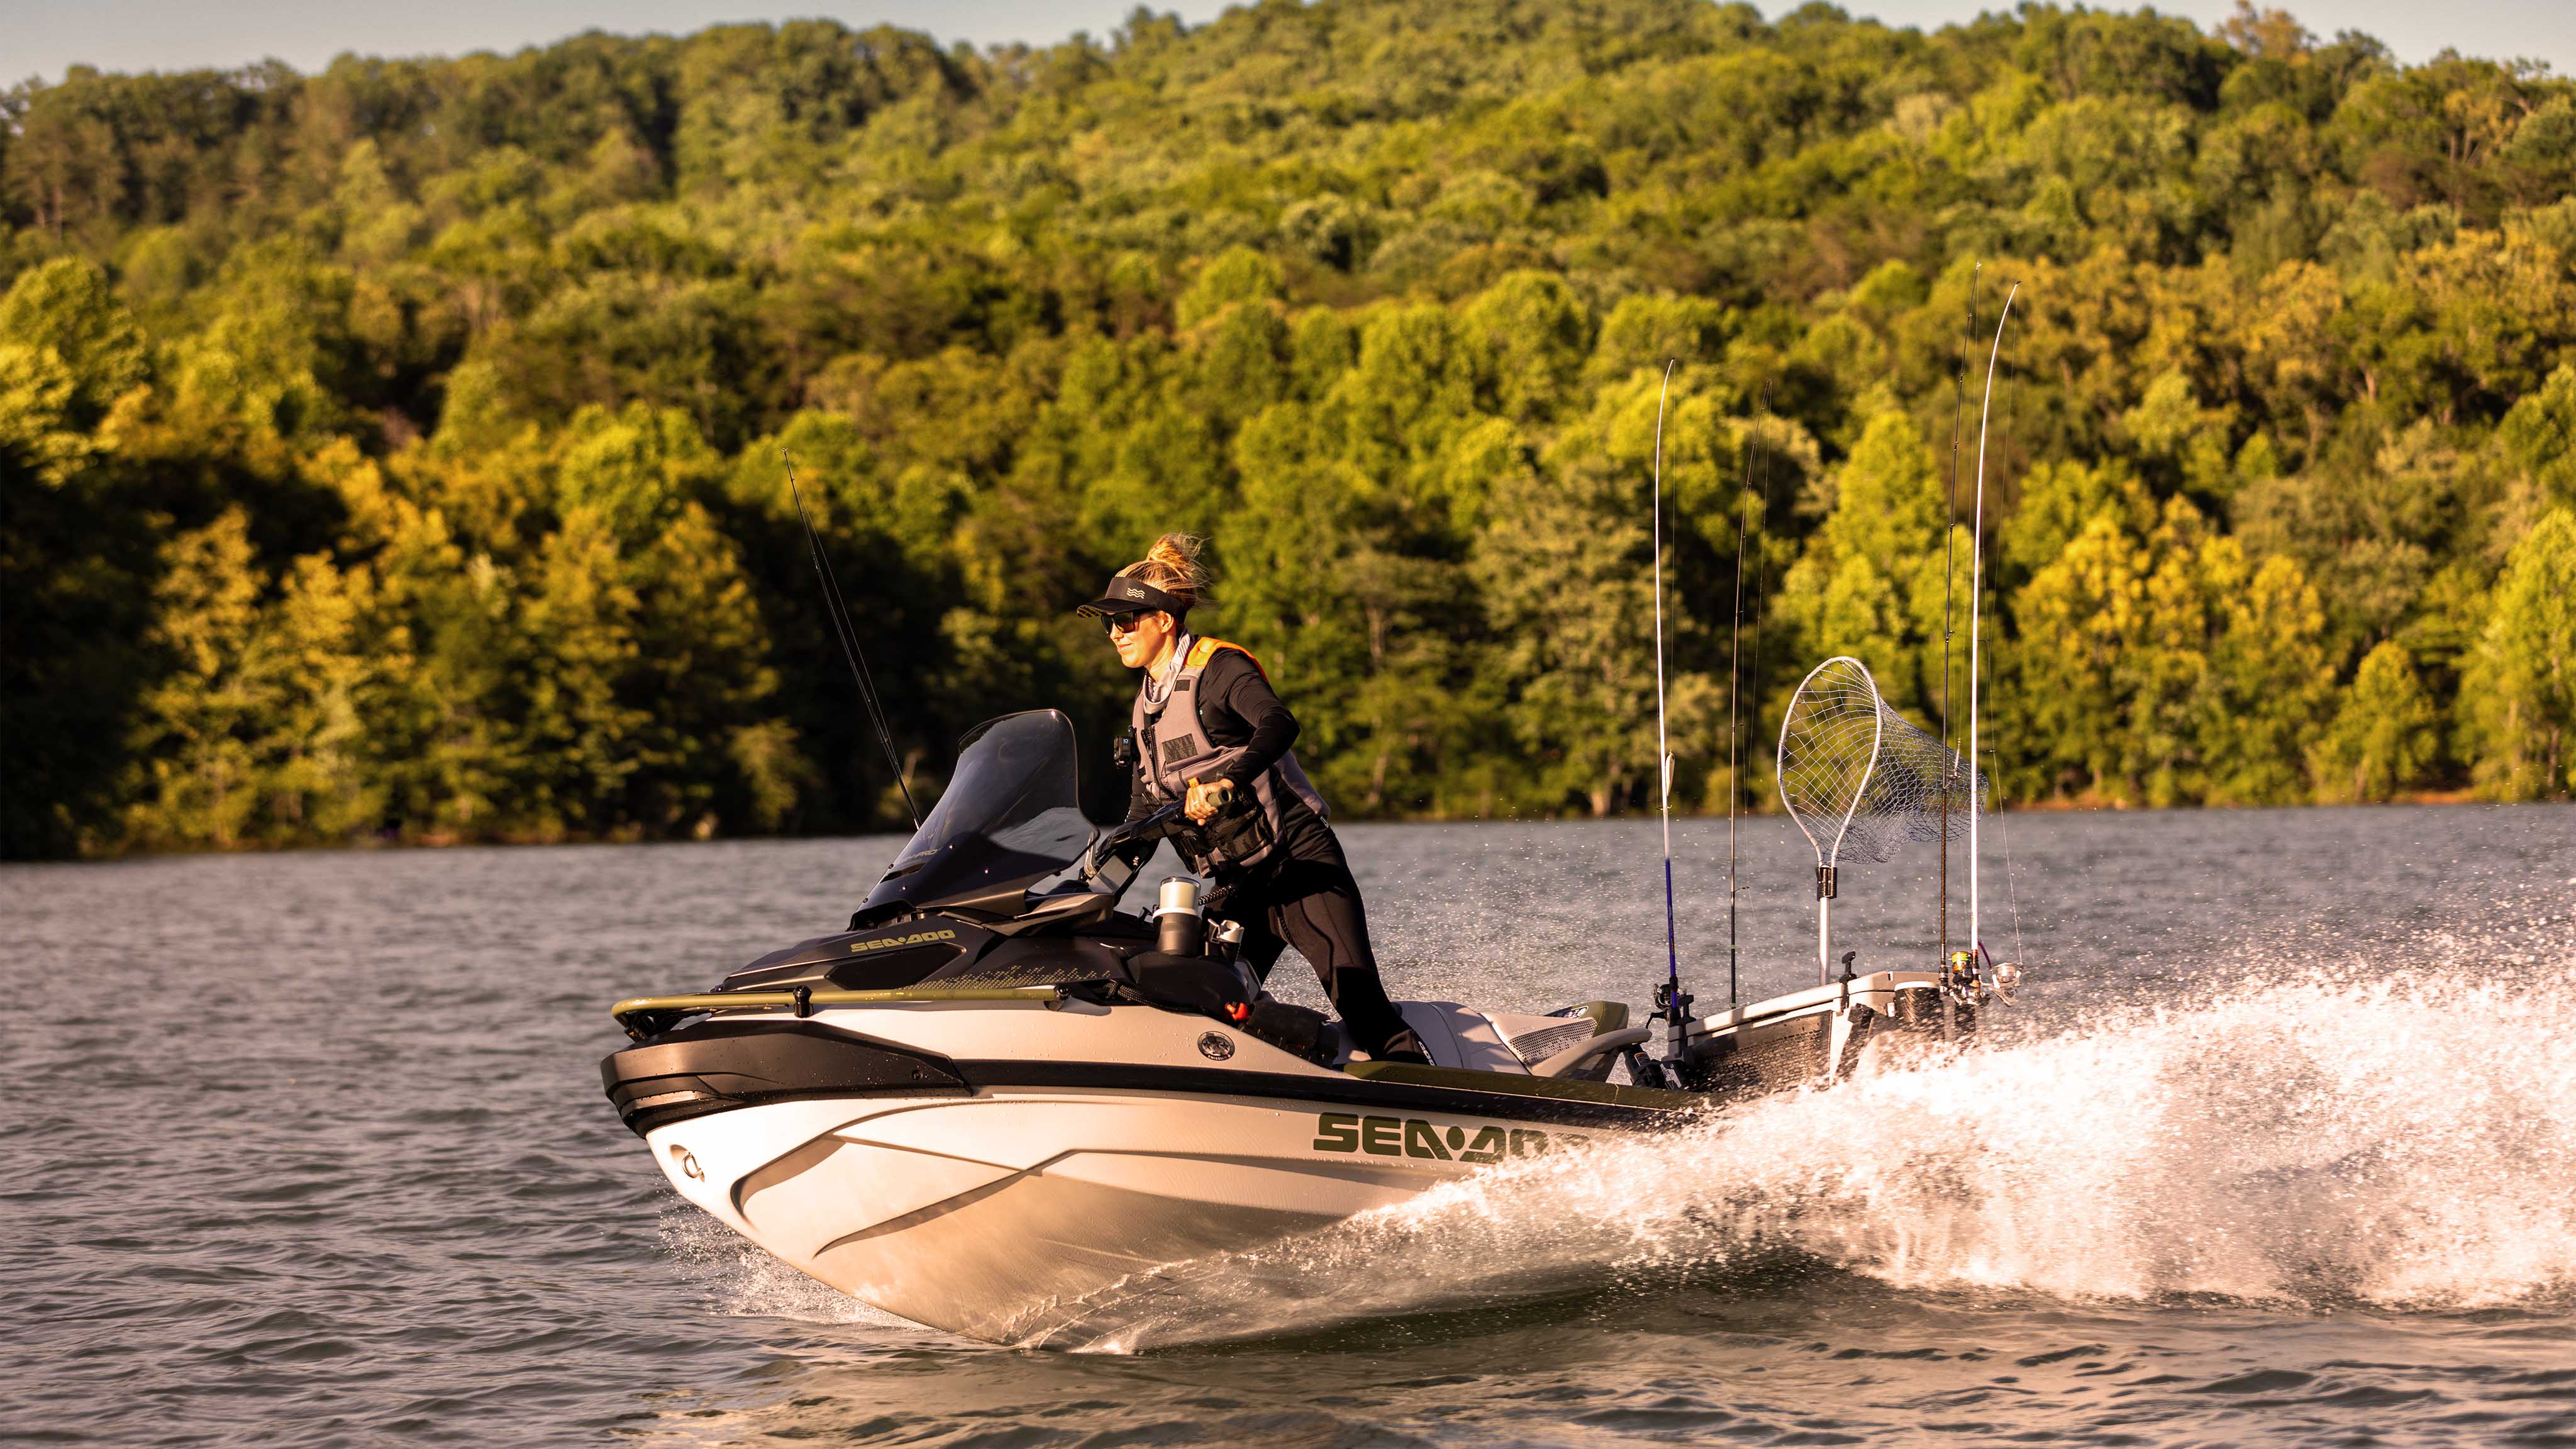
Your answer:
[1310,1113,1585,1162]
[846,929,958,955]
[1197,1031,1235,1061]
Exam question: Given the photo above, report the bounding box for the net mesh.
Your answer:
[1777,656,1984,867]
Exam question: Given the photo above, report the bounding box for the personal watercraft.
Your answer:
[601,708,1992,1343]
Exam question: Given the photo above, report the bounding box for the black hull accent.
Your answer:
[602,1021,970,1136]
[601,1019,1709,1138]
[957,1059,1707,1131]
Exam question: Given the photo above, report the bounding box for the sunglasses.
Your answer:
[1103,613,1152,635]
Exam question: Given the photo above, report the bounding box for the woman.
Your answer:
[1078,535,1430,1065]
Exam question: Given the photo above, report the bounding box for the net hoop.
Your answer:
[1777,655,1984,873]
[1778,656,1880,871]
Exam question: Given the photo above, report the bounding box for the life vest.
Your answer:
[1131,635,1330,874]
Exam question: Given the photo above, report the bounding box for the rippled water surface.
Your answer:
[5,806,2572,1446]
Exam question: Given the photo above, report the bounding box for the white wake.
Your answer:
[1036,958,2576,1348]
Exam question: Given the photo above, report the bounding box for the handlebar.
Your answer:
[1080,802,1187,880]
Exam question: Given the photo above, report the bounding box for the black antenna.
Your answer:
[1939,264,1979,963]
[782,449,919,830]
[1733,380,1776,1008]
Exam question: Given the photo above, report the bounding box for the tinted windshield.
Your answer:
[862,711,1093,914]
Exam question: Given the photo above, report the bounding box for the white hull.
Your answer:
[622,974,1948,1341]
[648,1087,1490,1341]
[632,995,1644,1341]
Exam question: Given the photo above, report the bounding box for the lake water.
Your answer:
[4,806,2572,1446]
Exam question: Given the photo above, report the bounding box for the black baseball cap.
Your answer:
[1075,565,1188,619]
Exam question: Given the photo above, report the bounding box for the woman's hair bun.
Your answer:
[1136,532,1213,605]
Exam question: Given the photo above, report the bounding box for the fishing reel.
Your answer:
[1939,948,2021,1006]
[1632,980,1694,1092]
[1652,978,1694,1026]
[1940,949,1982,1008]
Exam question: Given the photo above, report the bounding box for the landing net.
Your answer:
[1777,655,1983,869]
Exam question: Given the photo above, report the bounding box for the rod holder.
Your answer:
[1209,917,1246,961]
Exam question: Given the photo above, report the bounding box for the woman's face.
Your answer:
[1108,609,1175,669]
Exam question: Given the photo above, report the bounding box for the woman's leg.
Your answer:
[1262,859,1425,1062]
[1208,872,1288,982]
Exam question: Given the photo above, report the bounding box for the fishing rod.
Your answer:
[1649,362,1690,1057]
[1725,386,1748,1014]
[1967,285,2019,976]
[1939,265,1979,966]
[782,448,920,830]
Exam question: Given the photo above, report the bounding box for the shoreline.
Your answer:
[14,792,2559,865]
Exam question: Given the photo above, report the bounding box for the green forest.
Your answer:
[4,0,2573,858]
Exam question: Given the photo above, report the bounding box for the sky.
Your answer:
[2,0,2569,88]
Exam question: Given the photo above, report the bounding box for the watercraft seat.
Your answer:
[1516,1001,1642,1081]
[1527,1026,1652,1079]
[1334,1000,1640,1082]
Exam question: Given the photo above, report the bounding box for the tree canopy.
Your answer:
[5,0,2573,857]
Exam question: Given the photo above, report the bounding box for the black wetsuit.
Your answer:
[1125,650,1416,1057]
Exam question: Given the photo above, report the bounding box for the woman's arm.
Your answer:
[1201,651,1301,789]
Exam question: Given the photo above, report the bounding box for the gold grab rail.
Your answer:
[610,985,1063,1037]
